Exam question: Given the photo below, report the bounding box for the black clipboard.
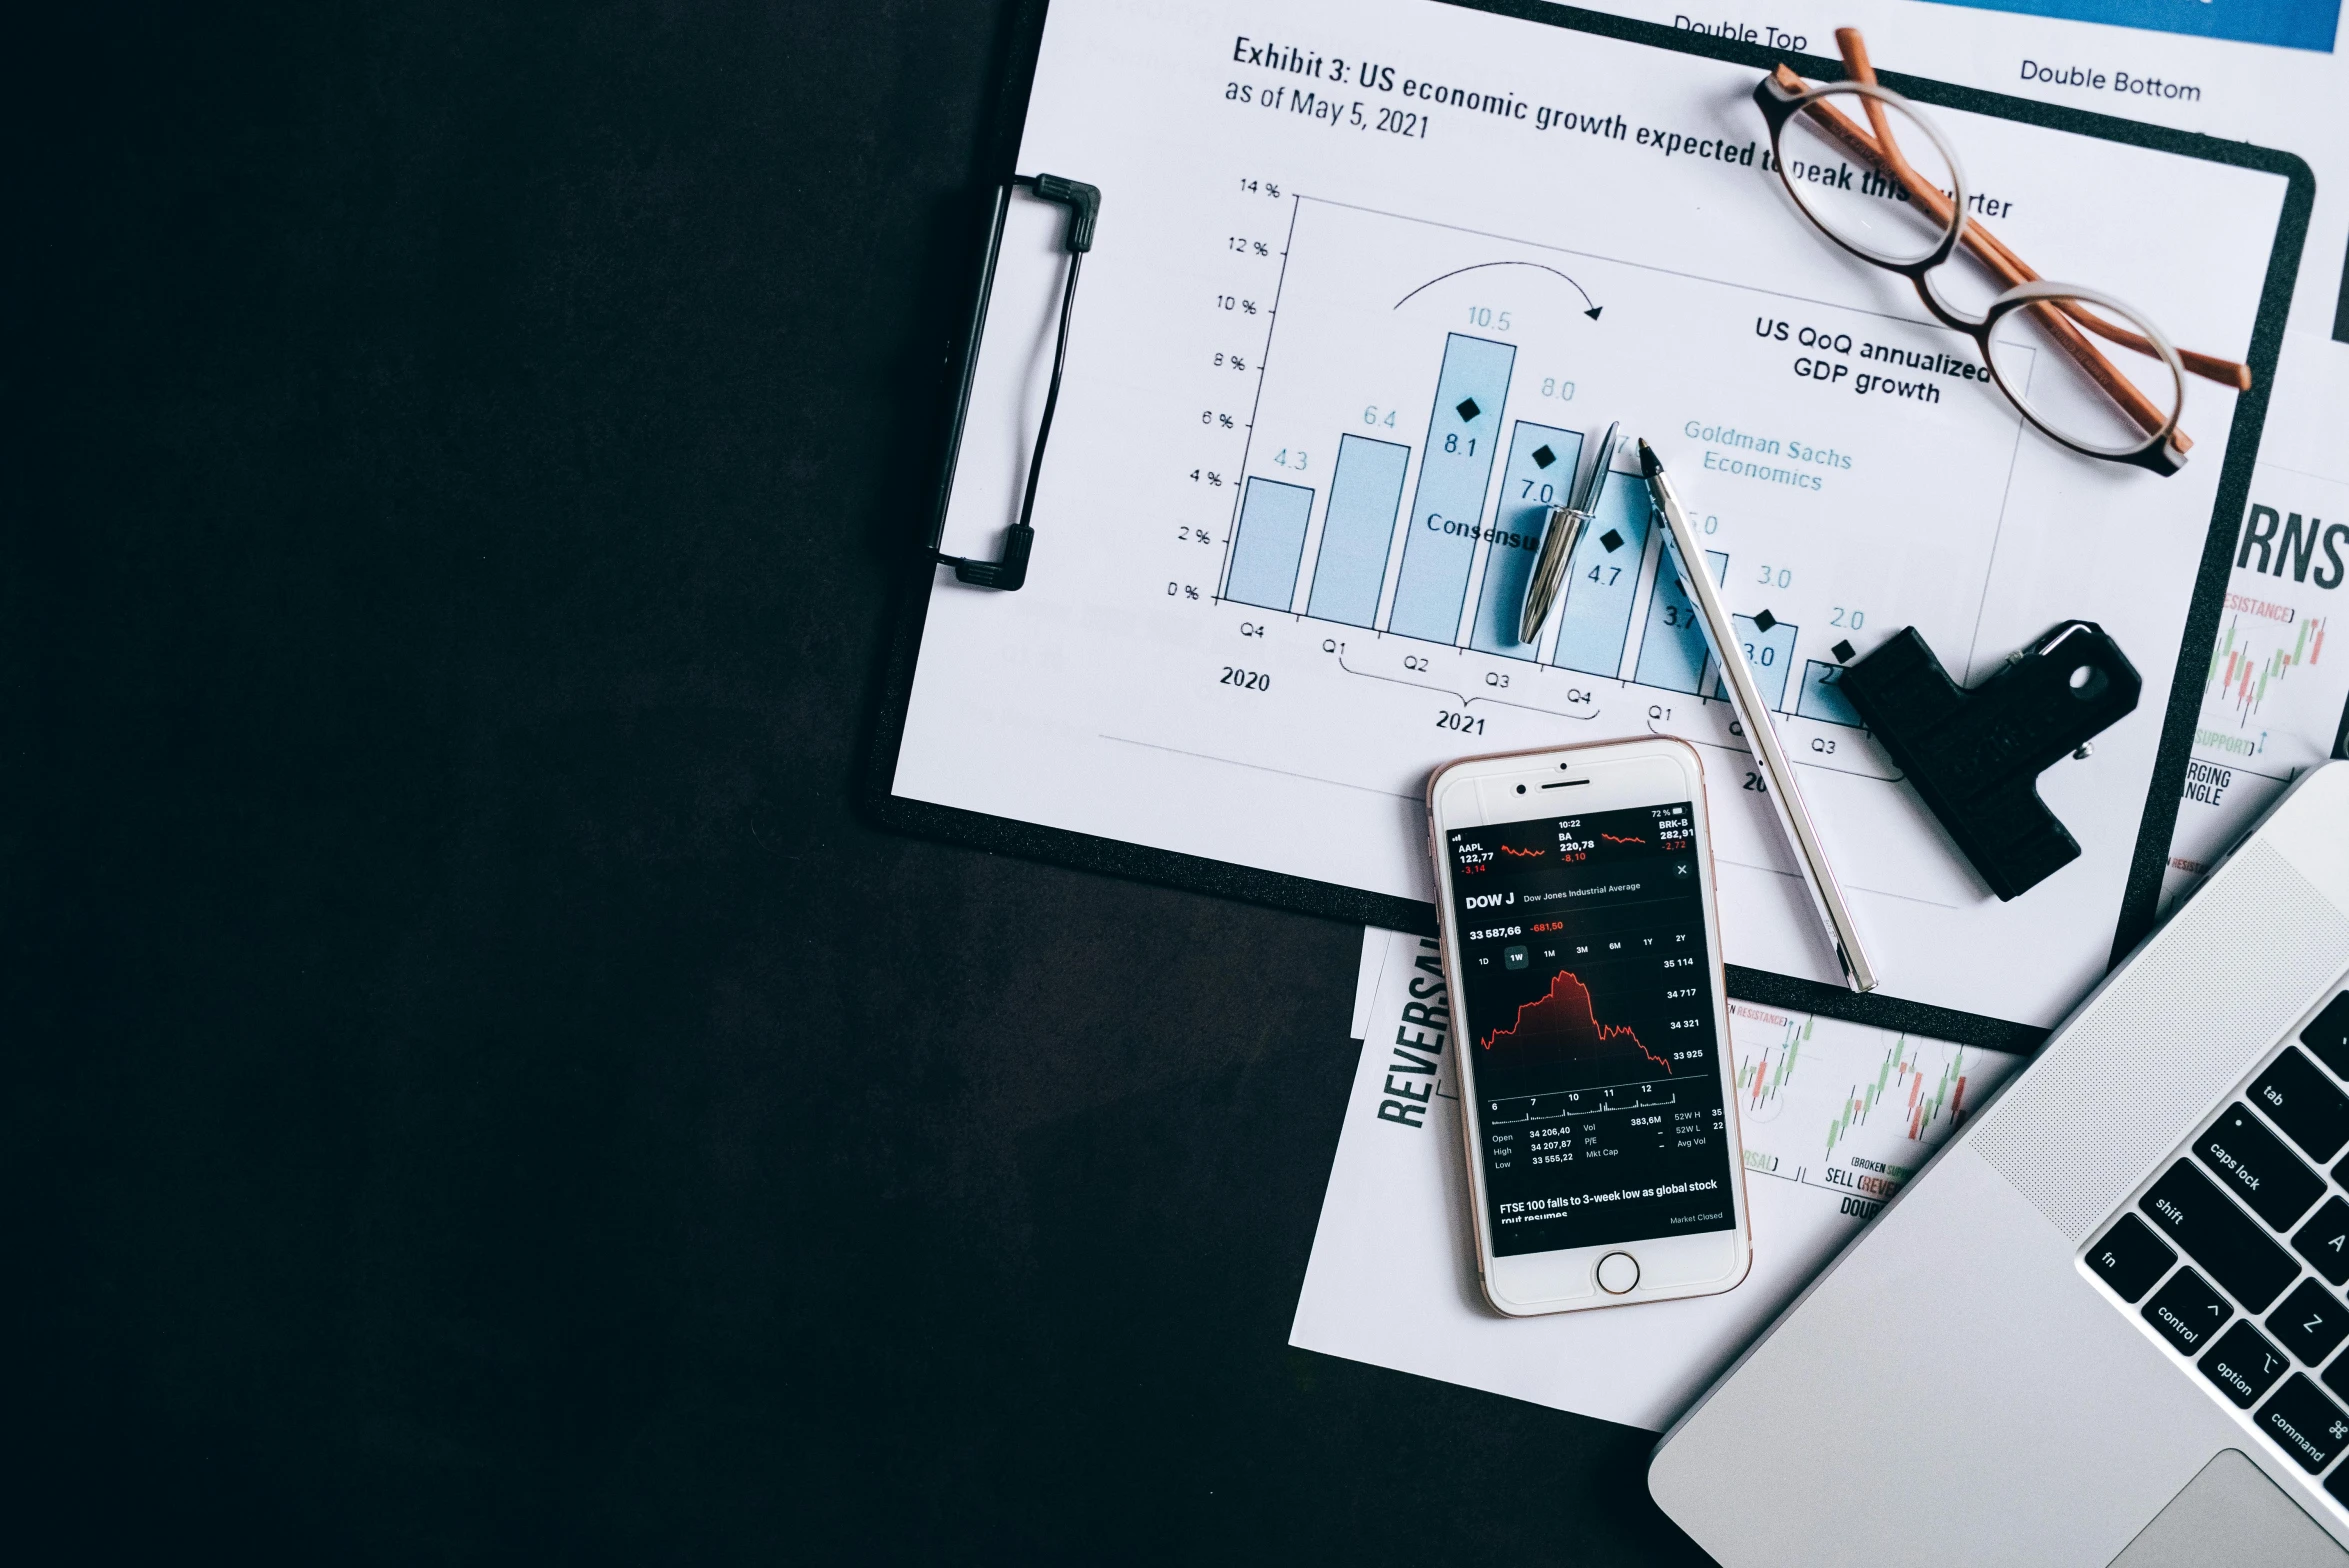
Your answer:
[868,0,2313,1054]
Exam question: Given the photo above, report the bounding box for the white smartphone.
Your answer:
[1427,737,1752,1316]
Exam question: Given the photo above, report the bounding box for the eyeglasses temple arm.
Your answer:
[1834,32,1919,197]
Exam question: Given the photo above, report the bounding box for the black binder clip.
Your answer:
[925,173,1100,591]
[1839,620,2141,901]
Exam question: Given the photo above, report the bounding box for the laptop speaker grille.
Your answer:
[1969,839,2349,1243]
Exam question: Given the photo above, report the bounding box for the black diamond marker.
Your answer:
[1754,609,1778,633]
[1532,444,1556,468]
[1456,397,1480,421]
[1833,639,1856,663]
[1599,528,1624,553]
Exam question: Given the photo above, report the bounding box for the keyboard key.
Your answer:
[2144,1267,2232,1356]
[2087,1215,2176,1303]
[2257,1374,2349,1473]
[2202,1321,2291,1407]
[2269,1278,2349,1365]
[2304,992,2349,1080]
[2250,1047,2349,1162]
[2296,1198,2349,1286]
[2194,1103,2325,1228]
[2140,1162,2300,1312]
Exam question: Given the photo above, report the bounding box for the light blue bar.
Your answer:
[1632,547,1728,696]
[1712,613,1799,711]
[1387,334,1516,644]
[1224,476,1314,611]
[1919,0,2338,52]
[1796,659,1865,727]
[1470,422,1583,659]
[1306,434,1411,628]
[1548,473,1653,679]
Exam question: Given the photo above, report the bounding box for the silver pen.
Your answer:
[1639,439,1879,993]
[1519,422,1621,645]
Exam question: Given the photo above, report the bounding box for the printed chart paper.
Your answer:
[2163,331,2349,909]
[1574,0,2349,921]
[891,0,2297,1029]
[1289,926,2020,1430]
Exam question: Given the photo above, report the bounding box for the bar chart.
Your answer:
[1225,477,1314,612]
[1632,547,1728,696]
[1796,660,1863,726]
[1388,334,1516,644]
[1306,435,1411,627]
[1213,196,2020,747]
[1547,476,1652,680]
[1217,317,1884,721]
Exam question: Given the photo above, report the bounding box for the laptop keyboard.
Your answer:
[2086,989,2349,1496]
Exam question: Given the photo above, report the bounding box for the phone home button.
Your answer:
[1596,1252,1640,1295]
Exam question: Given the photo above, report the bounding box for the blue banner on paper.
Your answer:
[1920,0,2338,52]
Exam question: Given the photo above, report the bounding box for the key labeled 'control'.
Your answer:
[2144,1267,2231,1356]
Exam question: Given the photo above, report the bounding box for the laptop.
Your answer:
[1651,760,2349,1567]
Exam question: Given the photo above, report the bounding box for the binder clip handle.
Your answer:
[926,173,1100,592]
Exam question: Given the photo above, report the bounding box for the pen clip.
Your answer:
[1517,423,1621,645]
[1572,422,1622,516]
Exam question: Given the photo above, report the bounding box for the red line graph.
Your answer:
[1499,844,1544,858]
[1479,970,1671,1072]
[1599,832,1645,845]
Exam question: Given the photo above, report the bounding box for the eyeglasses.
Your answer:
[1752,30,2250,476]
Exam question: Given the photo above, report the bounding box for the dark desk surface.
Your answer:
[18,3,1710,1559]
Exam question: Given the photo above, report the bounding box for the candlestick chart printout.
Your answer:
[1731,1002,1988,1213]
[1290,928,2024,1429]
[1448,805,1734,1254]
[2163,448,2349,909]
[892,0,2297,1030]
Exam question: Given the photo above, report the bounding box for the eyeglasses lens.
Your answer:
[1775,90,1960,270]
[1984,295,2184,459]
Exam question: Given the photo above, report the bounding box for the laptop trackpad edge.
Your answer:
[2108,1449,2348,1568]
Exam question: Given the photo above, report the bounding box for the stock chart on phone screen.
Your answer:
[1449,803,1735,1256]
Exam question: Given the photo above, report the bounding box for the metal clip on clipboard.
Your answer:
[925,174,1100,592]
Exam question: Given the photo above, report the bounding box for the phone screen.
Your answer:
[1447,802,1734,1257]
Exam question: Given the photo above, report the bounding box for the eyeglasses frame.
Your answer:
[1752,71,2191,476]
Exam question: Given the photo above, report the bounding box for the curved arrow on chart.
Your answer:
[1392,261,1603,320]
